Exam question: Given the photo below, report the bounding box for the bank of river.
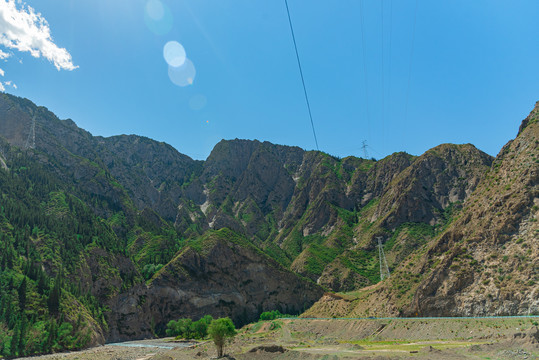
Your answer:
[18,338,196,360]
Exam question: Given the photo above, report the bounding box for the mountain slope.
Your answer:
[0,93,495,289]
[407,101,539,316]
[303,101,539,318]
[0,92,496,290]
[106,229,323,341]
[96,134,203,221]
[1,92,533,357]
[0,94,324,356]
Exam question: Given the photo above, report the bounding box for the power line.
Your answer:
[405,0,419,122]
[381,0,385,151]
[284,0,319,151]
[359,0,371,140]
[387,0,393,149]
[366,144,383,158]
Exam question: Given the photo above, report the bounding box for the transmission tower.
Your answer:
[361,140,369,159]
[378,237,390,281]
[24,115,36,149]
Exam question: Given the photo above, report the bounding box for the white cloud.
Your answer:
[4,79,16,89]
[0,82,4,91]
[0,0,77,71]
[0,49,9,59]
[0,68,4,76]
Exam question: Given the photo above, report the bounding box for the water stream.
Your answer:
[106,339,196,349]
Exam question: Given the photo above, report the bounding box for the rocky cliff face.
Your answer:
[149,230,322,329]
[407,101,539,317]
[105,229,323,341]
[373,144,493,230]
[97,134,203,221]
[303,101,539,318]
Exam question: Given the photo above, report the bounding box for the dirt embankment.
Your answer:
[23,317,539,360]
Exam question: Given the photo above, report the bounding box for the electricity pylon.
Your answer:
[378,237,390,281]
[24,115,36,149]
[361,140,369,159]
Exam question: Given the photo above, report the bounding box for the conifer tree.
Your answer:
[48,275,61,316]
[18,277,27,310]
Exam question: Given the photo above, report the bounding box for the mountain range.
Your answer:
[0,92,536,357]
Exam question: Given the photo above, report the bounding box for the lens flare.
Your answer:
[168,58,196,87]
[145,0,164,20]
[163,41,186,67]
[144,0,173,35]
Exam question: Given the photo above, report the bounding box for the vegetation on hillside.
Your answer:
[0,144,187,357]
[0,93,535,356]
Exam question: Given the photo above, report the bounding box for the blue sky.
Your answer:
[1,0,538,160]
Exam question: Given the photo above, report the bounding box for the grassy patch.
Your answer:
[339,249,379,284]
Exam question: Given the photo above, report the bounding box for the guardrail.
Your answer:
[281,315,539,321]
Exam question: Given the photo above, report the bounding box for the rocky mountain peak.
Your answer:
[518,100,539,135]
[373,143,493,230]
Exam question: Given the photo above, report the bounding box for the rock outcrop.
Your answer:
[106,229,323,341]
[372,143,493,229]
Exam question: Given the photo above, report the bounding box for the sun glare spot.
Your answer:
[144,0,173,35]
[168,58,196,87]
[163,41,186,67]
[145,0,164,20]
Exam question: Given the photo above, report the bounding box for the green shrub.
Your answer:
[259,310,295,321]
[166,315,213,339]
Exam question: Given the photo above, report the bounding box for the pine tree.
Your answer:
[18,277,27,310]
[45,318,57,352]
[37,272,48,295]
[17,315,26,357]
[48,275,61,316]
[10,319,19,357]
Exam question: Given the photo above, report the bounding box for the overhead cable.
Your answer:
[405,0,419,122]
[359,0,371,140]
[284,0,320,151]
